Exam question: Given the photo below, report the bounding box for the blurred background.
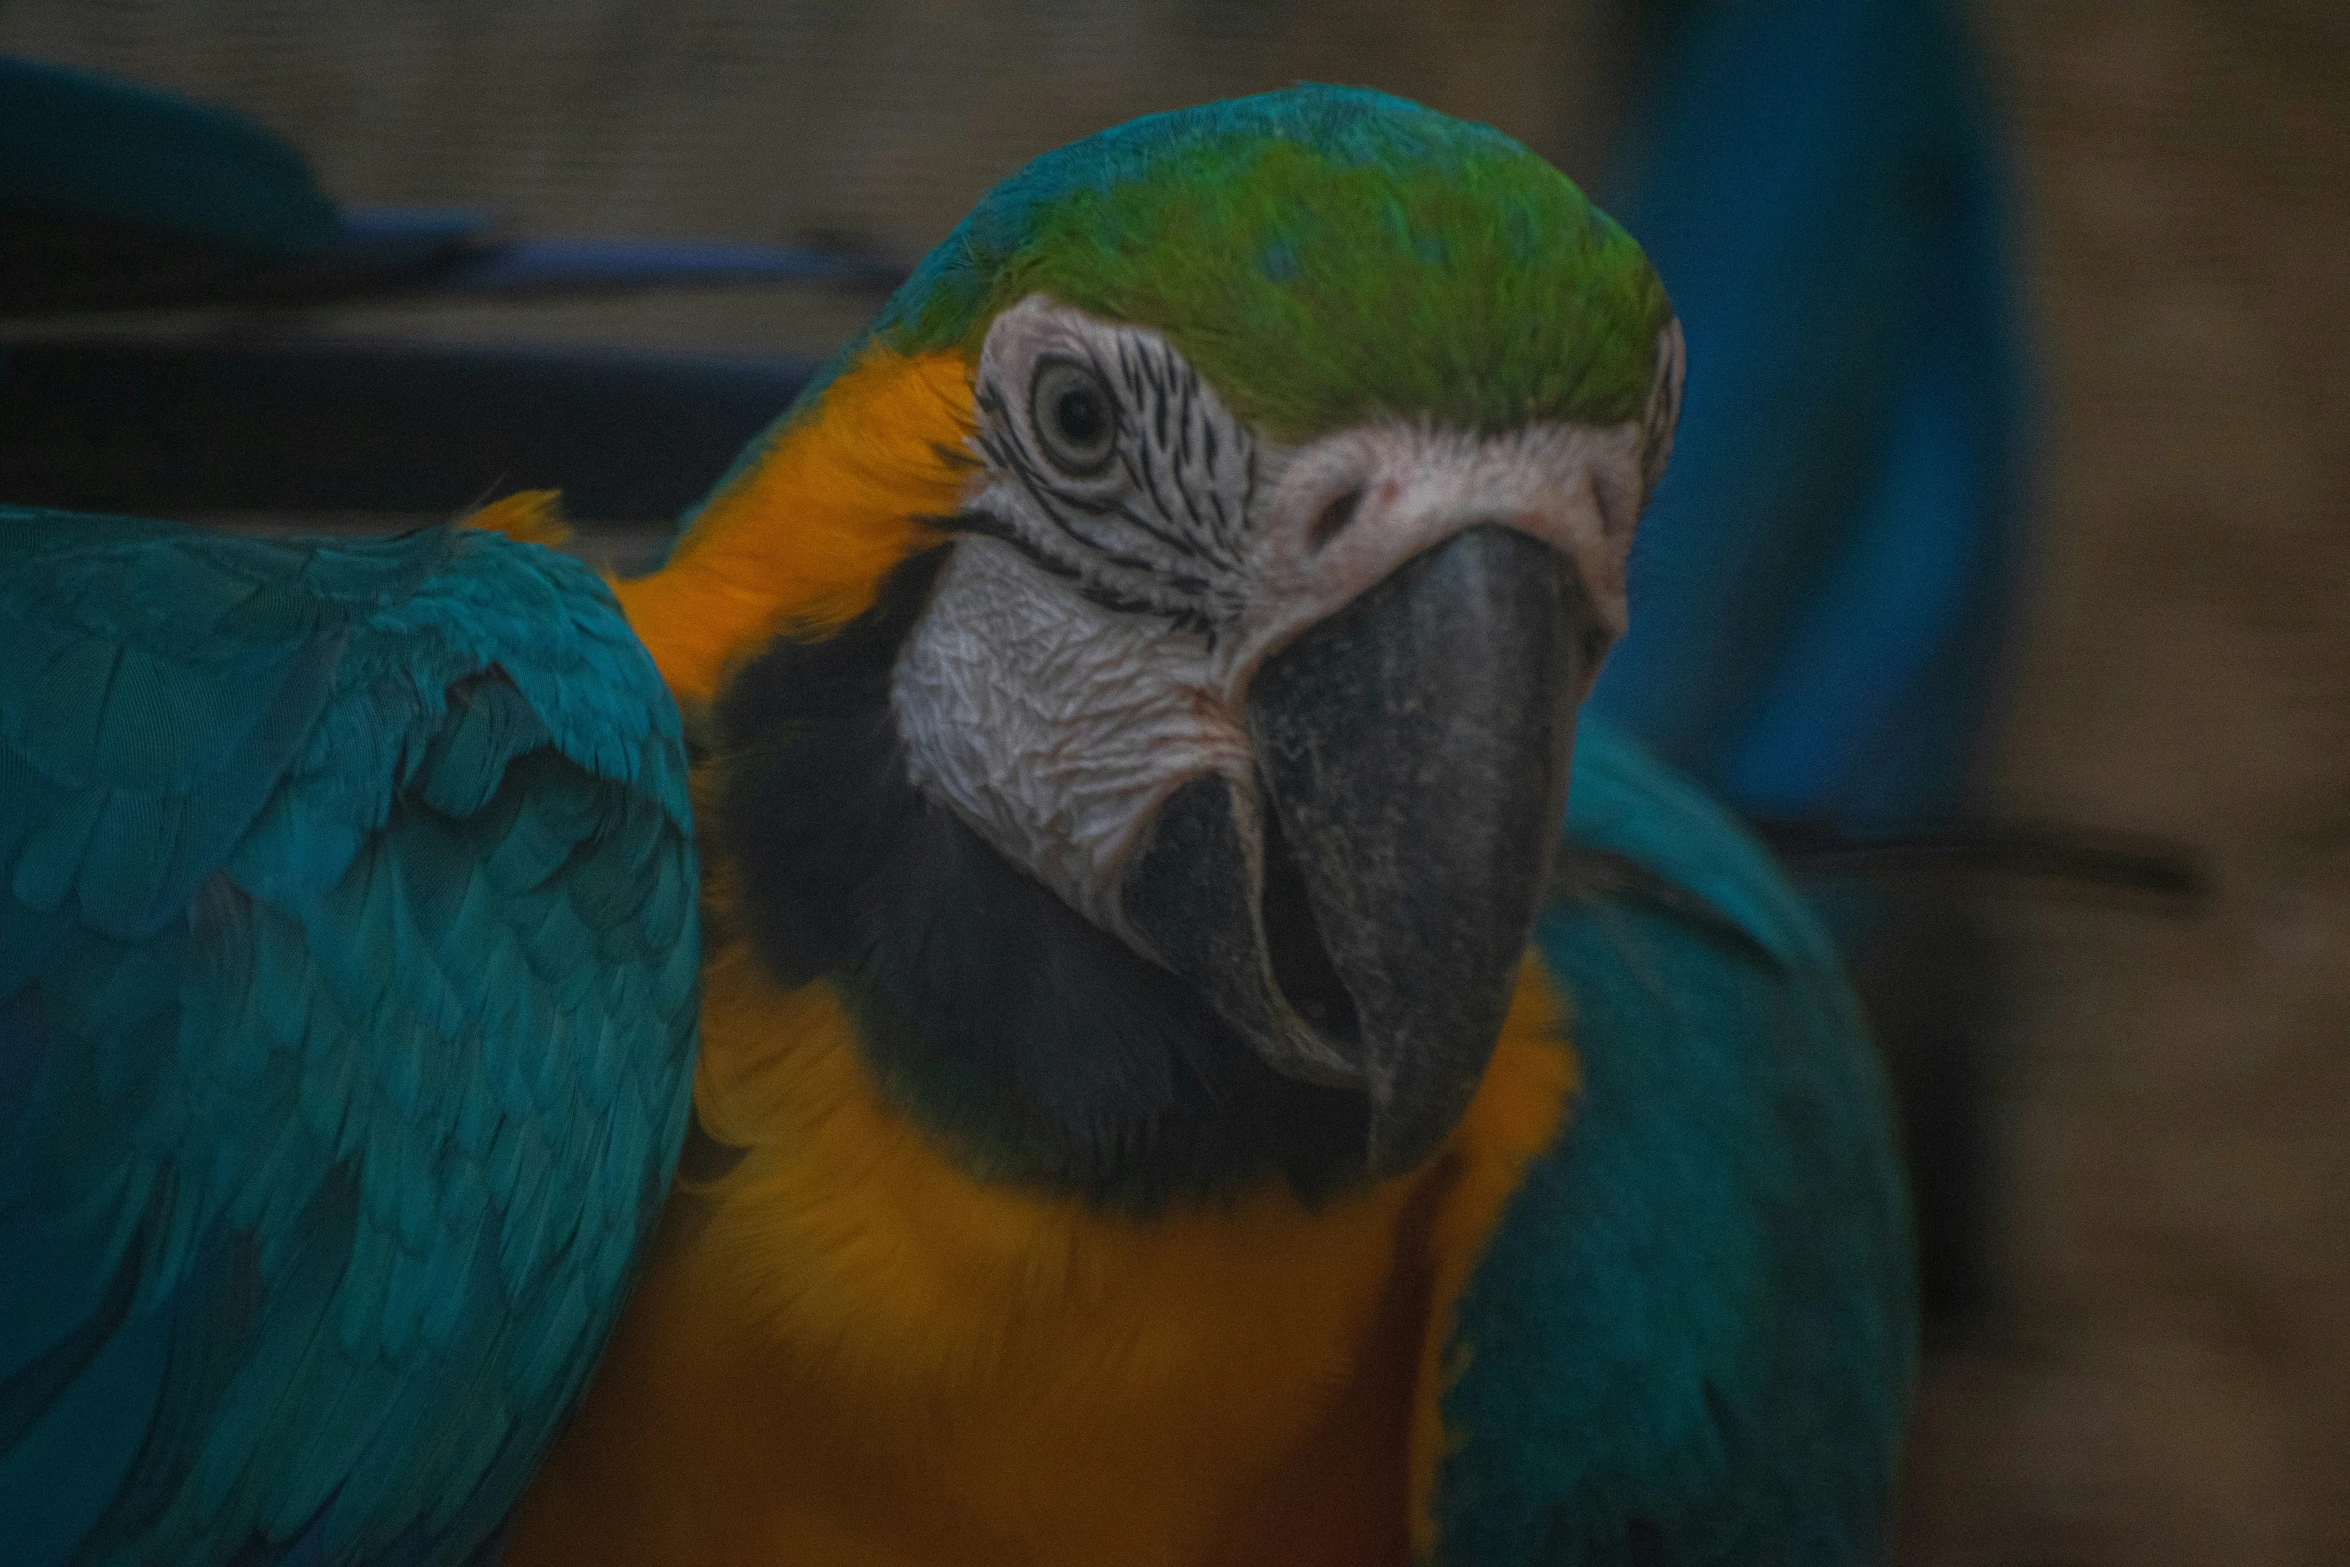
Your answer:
[2,2,2344,1561]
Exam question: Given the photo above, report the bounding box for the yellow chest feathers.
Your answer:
[507,940,1572,1567]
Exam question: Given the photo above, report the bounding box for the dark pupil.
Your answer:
[1054,385,1105,446]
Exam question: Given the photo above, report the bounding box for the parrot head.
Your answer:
[637,85,1681,1204]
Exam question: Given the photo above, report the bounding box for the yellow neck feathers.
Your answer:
[614,346,978,705]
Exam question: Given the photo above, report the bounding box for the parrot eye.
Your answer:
[1030,358,1119,476]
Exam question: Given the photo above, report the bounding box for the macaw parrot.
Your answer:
[0,501,700,1564]
[506,86,1916,1566]
[1,83,1913,1567]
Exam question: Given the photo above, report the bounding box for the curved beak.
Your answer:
[1122,524,1588,1177]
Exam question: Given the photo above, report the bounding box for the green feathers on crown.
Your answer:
[878,85,1673,440]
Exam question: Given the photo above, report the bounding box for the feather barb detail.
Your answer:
[462,489,574,547]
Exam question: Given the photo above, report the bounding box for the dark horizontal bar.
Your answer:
[1,205,906,317]
[409,233,909,300]
[0,336,817,520]
[1752,814,2214,912]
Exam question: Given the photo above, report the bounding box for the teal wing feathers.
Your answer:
[0,510,698,1566]
[1434,717,1917,1566]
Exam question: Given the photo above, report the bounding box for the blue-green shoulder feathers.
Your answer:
[1437,718,1916,1565]
[0,511,698,1565]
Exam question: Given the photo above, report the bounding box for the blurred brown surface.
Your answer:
[0,0,1624,353]
[4,2,2347,1562]
[1902,5,2350,1563]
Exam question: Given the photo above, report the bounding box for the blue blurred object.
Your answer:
[0,52,869,523]
[1588,0,2033,1330]
[0,55,901,314]
[1590,0,2027,828]
[0,53,344,260]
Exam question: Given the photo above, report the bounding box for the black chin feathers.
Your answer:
[710,547,1368,1209]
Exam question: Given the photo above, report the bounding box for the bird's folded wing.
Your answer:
[1432,717,1917,1566]
[0,511,698,1566]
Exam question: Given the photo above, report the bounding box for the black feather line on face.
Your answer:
[1126,355,1187,547]
[937,512,1210,627]
[988,373,1147,546]
[973,336,1253,624]
[979,379,1210,588]
[710,548,1368,1209]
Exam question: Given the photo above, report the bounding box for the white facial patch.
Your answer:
[892,539,1251,932]
[890,294,1678,943]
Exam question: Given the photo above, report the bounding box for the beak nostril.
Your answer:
[1308,488,1364,551]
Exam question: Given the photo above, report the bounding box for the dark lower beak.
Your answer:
[1122,525,1586,1178]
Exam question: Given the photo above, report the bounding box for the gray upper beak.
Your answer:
[1123,523,1588,1178]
